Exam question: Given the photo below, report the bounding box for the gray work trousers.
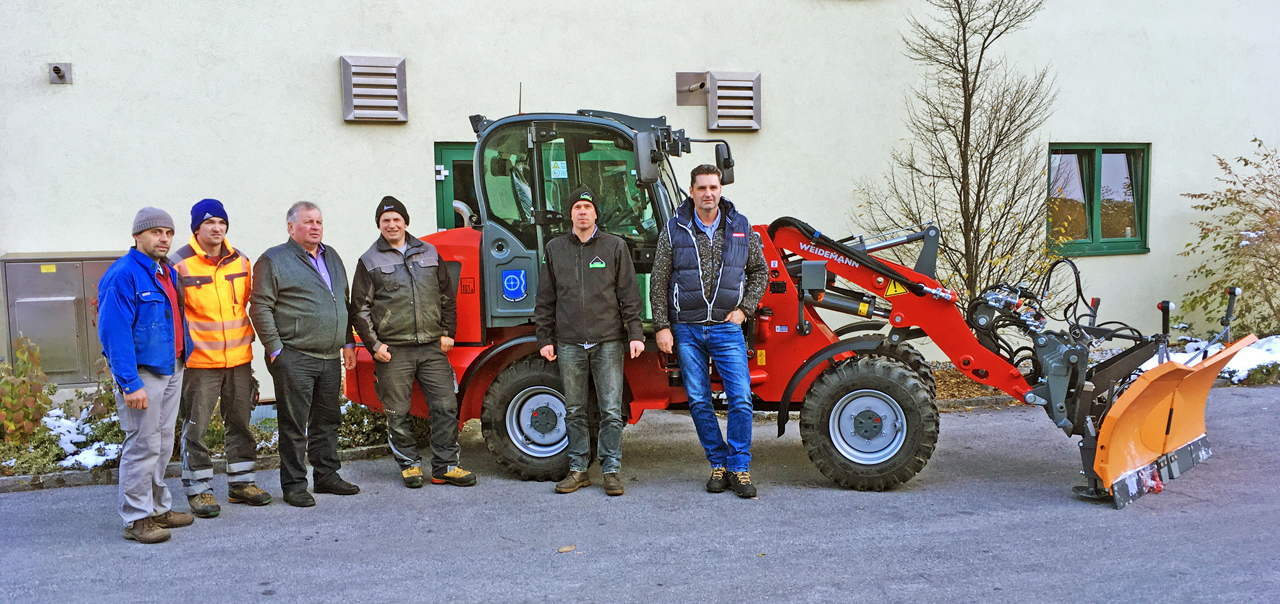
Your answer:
[180,364,257,496]
[116,366,184,528]
[557,340,626,474]
[373,343,460,475]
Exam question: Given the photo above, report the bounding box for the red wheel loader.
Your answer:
[345,110,1254,508]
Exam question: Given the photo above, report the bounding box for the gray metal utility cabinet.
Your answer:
[2,252,124,386]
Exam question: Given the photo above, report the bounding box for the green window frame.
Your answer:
[1047,143,1150,256]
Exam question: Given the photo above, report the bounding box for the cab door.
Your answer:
[475,118,666,327]
[476,123,542,326]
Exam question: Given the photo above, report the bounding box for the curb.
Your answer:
[0,444,390,494]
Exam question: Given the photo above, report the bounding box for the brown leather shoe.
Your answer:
[554,471,590,494]
[152,509,195,529]
[123,517,171,544]
[603,473,624,496]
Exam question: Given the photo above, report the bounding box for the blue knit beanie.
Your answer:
[191,199,229,232]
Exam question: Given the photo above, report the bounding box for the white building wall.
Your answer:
[2,0,1277,375]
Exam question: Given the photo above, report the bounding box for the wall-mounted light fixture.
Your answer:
[676,71,761,131]
[49,63,72,84]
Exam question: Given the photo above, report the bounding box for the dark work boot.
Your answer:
[706,467,729,493]
[283,490,315,508]
[727,471,757,499]
[314,476,360,496]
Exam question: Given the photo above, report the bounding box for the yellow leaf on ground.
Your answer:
[557,545,576,554]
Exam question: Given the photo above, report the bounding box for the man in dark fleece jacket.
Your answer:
[534,186,644,496]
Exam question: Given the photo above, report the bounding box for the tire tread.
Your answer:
[799,356,939,491]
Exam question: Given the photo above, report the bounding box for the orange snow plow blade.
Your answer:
[1094,334,1257,508]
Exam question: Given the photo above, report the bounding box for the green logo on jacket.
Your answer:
[589,256,606,269]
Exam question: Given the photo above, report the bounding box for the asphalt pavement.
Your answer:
[2,386,1277,604]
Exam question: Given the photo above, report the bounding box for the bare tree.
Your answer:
[855,0,1058,305]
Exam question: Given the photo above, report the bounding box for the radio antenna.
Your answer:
[518,82,523,114]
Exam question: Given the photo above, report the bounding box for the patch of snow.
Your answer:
[1140,335,1280,382]
[41,409,85,455]
[59,442,122,470]
[256,430,278,453]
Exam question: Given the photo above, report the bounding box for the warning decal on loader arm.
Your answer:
[885,280,908,297]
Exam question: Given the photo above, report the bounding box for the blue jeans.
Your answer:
[672,322,753,472]
[557,340,626,474]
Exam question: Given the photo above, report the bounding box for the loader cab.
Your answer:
[473,114,676,326]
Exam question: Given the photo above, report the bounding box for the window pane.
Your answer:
[1099,151,1139,239]
[1048,151,1089,241]
[538,125,660,247]
[480,127,538,249]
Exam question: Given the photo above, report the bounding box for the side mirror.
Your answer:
[715,143,735,185]
[635,132,660,185]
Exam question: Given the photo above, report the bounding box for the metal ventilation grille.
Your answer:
[708,71,761,130]
[340,56,407,122]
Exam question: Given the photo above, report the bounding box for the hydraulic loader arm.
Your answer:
[767,219,1033,402]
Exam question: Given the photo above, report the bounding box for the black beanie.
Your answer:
[376,196,409,226]
[568,186,596,214]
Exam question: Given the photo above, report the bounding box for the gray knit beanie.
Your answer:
[132,207,175,235]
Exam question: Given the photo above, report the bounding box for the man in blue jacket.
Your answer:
[98,207,196,543]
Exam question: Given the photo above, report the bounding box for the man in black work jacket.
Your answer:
[534,186,644,496]
[349,196,476,489]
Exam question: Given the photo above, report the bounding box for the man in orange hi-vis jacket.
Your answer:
[170,199,272,518]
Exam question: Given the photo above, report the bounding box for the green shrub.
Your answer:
[1241,362,1280,386]
[0,427,65,476]
[0,337,55,445]
[204,408,226,453]
[338,400,388,449]
[249,421,278,455]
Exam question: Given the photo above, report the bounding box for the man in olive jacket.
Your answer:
[349,196,475,489]
[534,186,644,496]
[249,201,359,508]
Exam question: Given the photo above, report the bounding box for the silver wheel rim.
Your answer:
[829,389,907,465]
[504,386,568,458]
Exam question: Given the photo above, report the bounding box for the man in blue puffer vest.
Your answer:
[98,207,196,543]
[650,165,768,498]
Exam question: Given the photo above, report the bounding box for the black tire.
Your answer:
[480,356,597,481]
[869,341,937,399]
[799,356,939,491]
